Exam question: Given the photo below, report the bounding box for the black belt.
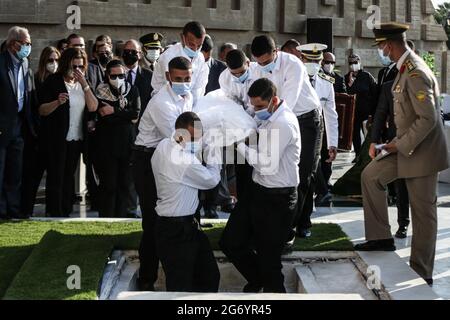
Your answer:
[298,109,320,120]
[254,183,297,195]
[157,215,196,223]
[132,145,156,153]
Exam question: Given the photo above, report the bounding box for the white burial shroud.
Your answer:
[194,89,257,147]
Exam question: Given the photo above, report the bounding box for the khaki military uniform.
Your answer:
[361,51,449,279]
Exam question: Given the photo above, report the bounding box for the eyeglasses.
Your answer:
[323,61,336,65]
[72,65,85,70]
[16,40,32,47]
[47,58,59,63]
[109,74,126,80]
[348,61,359,65]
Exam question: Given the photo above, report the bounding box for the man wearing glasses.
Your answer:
[0,26,36,220]
[321,52,346,94]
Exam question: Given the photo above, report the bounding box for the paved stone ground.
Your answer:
[30,151,450,299]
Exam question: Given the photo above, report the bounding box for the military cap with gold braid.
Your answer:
[139,32,164,49]
[297,43,328,61]
[372,22,409,46]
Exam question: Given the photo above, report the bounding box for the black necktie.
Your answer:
[310,76,315,88]
[127,70,133,85]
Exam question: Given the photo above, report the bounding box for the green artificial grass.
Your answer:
[0,221,352,300]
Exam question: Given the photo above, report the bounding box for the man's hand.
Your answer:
[327,147,338,163]
[99,103,115,117]
[383,141,398,154]
[369,143,377,159]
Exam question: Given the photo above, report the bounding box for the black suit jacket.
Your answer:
[329,71,347,93]
[134,66,153,119]
[345,69,378,120]
[371,80,396,143]
[206,58,227,94]
[0,50,36,147]
[377,64,398,87]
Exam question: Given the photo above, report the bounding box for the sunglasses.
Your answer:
[323,61,336,65]
[47,58,59,63]
[123,49,138,55]
[349,61,359,65]
[72,65,85,70]
[109,74,126,80]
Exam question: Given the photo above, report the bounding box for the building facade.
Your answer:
[1,0,449,92]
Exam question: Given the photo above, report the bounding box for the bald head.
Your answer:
[322,52,337,74]
[323,52,335,62]
[124,39,142,52]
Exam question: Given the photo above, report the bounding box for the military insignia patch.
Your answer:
[416,91,426,102]
[409,72,420,78]
[318,72,335,84]
[405,59,417,73]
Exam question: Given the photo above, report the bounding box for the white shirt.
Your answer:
[237,102,301,188]
[135,84,193,148]
[396,49,412,71]
[151,42,209,105]
[253,51,320,117]
[152,138,221,217]
[65,81,85,141]
[312,74,339,148]
[219,62,259,116]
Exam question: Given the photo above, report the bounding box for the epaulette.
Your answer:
[405,59,417,73]
[318,72,335,84]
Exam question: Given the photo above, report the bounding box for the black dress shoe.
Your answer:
[137,278,155,291]
[296,229,312,239]
[315,193,333,207]
[395,226,408,239]
[10,214,30,220]
[354,239,396,251]
[243,283,263,293]
[204,207,219,219]
[0,214,11,221]
[425,278,433,286]
[282,242,293,255]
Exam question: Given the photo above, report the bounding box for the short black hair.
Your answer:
[281,39,300,51]
[168,56,192,72]
[251,35,276,57]
[182,21,206,39]
[248,78,277,102]
[105,59,125,73]
[201,35,214,52]
[219,43,237,54]
[175,112,202,130]
[67,33,83,42]
[226,50,247,69]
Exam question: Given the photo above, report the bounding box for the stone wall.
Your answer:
[0,0,448,91]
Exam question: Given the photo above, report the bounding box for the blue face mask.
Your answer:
[16,44,31,60]
[378,47,392,66]
[171,82,191,96]
[234,69,250,84]
[184,45,199,59]
[260,56,277,74]
[185,141,202,154]
[255,100,274,121]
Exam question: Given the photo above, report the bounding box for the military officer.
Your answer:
[356,23,449,286]
[293,43,339,238]
[139,32,164,72]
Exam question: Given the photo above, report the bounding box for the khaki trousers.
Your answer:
[361,154,438,279]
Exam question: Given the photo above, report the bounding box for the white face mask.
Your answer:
[109,78,126,93]
[305,62,321,77]
[46,62,58,74]
[323,63,334,74]
[350,63,361,72]
[146,49,160,63]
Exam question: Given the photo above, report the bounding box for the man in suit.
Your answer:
[0,26,36,220]
[322,52,347,94]
[356,23,449,286]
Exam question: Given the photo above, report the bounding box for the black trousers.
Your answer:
[315,124,332,196]
[156,216,220,292]
[84,131,99,211]
[21,128,46,217]
[131,147,159,285]
[45,140,82,217]
[294,110,323,232]
[97,148,133,218]
[352,118,365,157]
[0,118,24,216]
[220,183,297,293]
[395,178,410,227]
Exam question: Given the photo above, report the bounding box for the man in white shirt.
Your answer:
[251,35,322,240]
[151,21,209,105]
[152,112,221,292]
[220,78,301,293]
[131,56,193,291]
[296,43,339,236]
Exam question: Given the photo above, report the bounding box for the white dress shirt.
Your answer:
[219,62,259,116]
[65,81,85,142]
[237,102,301,188]
[151,42,209,105]
[152,138,221,217]
[312,74,339,148]
[135,84,193,148]
[253,51,321,117]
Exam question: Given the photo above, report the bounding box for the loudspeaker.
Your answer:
[307,18,333,52]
